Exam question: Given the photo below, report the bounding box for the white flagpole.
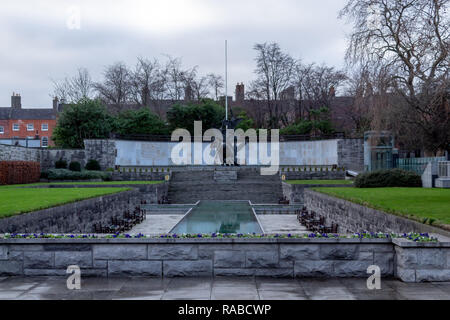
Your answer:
[225,40,228,123]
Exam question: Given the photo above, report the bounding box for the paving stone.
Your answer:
[279,244,320,260]
[108,261,162,277]
[246,251,279,268]
[24,252,54,269]
[319,245,359,260]
[211,287,259,300]
[417,249,446,268]
[93,245,147,260]
[148,245,198,260]
[0,260,23,275]
[396,267,416,283]
[214,250,245,268]
[374,252,394,275]
[395,248,418,268]
[333,261,371,277]
[198,244,231,259]
[415,269,450,282]
[0,246,7,260]
[294,261,334,277]
[163,261,212,277]
[258,289,308,300]
[55,252,93,268]
[214,268,256,277]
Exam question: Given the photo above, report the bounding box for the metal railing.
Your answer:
[395,157,446,175]
[438,161,450,178]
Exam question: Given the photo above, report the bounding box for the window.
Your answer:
[41,123,49,131]
[12,123,19,131]
[27,124,34,131]
[42,137,48,148]
[0,126,4,134]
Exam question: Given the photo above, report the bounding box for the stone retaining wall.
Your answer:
[304,190,450,238]
[0,239,394,278]
[2,238,449,282]
[280,171,346,180]
[394,239,450,282]
[0,140,116,172]
[0,190,138,234]
[282,183,351,204]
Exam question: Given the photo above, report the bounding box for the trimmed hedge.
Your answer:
[69,161,82,172]
[355,169,422,188]
[55,159,68,169]
[85,159,101,171]
[47,169,112,181]
[0,161,41,185]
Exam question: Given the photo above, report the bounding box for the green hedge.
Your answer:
[47,169,112,181]
[355,169,422,188]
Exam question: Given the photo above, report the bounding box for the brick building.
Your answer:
[0,94,61,147]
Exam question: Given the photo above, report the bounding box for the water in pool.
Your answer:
[170,201,263,234]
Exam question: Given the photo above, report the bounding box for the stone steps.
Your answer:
[168,168,283,204]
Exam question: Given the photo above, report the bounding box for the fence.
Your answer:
[438,161,450,178]
[395,157,446,175]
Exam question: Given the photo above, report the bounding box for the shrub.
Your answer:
[47,169,111,181]
[0,161,41,185]
[85,159,101,171]
[40,171,49,179]
[69,161,82,172]
[55,159,68,169]
[355,169,422,188]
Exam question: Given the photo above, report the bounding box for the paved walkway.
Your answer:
[129,215,184,235]
[1,276,449,300]
[258,215,308,235]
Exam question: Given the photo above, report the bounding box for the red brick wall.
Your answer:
[0,119,9,137]
[0,161,41,185]
[3,119,57,147]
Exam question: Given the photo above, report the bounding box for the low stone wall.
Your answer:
[0,190,141,234]
[112,171,168,181]
[0,144,40,162]
[31,183,168,204]
[282,182,351,204]
[337,139,364,172]
[0,238,394,278]
[304,190,450,237]
[281,171,346,180]
[394,239,450,282]
[1,140,116,172]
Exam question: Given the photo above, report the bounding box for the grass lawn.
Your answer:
[287,180,354,185]
[0,181,163,188]
[0,187,131,218]
[314,187,450,225]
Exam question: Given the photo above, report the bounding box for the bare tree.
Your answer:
[249,42,296,127]
[52,68,93,103]
[340,0,450,154]
[207,73,224,101]
[129,57,161,107]
[94,62,132,105]
[292,62,347,119]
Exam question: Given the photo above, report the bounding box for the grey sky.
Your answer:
[0,0,350,108]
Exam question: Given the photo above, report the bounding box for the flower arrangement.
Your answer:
[0,232,438,242]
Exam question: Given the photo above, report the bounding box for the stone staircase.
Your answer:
[168,168,283,204]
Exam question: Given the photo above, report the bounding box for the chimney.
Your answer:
[235,83,245,102]
[53,97,59,110]
[11,92,21,109]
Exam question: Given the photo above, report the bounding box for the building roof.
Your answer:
[0,108,57,120]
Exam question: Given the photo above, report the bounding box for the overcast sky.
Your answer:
[0,0,351,108]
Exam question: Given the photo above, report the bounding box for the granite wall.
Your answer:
[337,139,364,172]
[0,238,395,279]
[282,182,351,204]
[0,190,141,234]
[304,190,450,237]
